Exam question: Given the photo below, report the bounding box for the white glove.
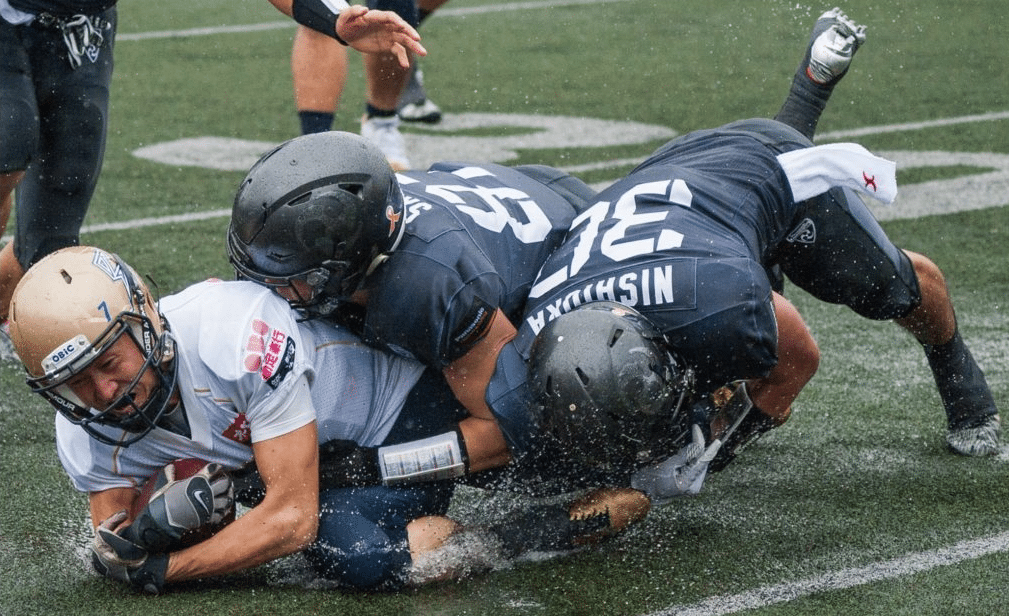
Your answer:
[630,425,721,506]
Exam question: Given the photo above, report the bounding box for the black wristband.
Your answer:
[453,424,470,474]
[319,439,382,487]
[292,0,349,45]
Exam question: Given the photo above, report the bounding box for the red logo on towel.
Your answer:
[863,171,878,192]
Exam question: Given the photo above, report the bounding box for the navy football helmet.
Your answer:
[528,301,694,468]
[228,132,406,316]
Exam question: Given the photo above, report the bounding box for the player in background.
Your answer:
[7,246,643,593]
[0,0,425,359]
[292,0,447,137]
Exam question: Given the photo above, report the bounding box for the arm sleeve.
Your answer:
[291,0,350,43]
[248,373,316,444]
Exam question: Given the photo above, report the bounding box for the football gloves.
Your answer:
[91,511,169,594]
[121,462,234,552]
[631,424,719,505]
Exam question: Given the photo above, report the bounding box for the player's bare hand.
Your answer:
[336,6,427,68]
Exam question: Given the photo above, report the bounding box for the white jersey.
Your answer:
[56,280,425,493]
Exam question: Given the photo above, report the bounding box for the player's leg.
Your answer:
[775,187,1000,455]
[292,25,348,134]
[774,7,867,139]
[709,292,820,471]
[13,10,115,272]
[306,482,455,589]
[0,17,37,324]
[361,0,418,170]
[396,0,449,123]
[895,251,1000,455]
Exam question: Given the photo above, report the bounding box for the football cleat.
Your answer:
[806,7,867,85]
[946,414,1001,457]
[361,115,411,171]
[397,65,442,124]
[398,98,443,124]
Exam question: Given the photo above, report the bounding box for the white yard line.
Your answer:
[642,531,1009,616]
[115,0,635,41]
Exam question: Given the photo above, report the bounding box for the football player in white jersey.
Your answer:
[8,245,642,593]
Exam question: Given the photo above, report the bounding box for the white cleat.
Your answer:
[361,115,411,172]
[807,7,868,84]
[947,414,1001,457]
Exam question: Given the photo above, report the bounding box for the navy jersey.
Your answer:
[518,120,810,388]
[518,118,916,389]
[362,162,579,368]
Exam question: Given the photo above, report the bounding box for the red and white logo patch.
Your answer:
[243,319,293,384]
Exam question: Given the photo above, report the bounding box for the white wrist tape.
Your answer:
[377,431,467,485]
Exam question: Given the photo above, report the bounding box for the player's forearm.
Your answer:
[88,487,138,528]
[164,495,317,582]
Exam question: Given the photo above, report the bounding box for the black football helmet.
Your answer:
[528,301,694,469]
[227,131,406,316]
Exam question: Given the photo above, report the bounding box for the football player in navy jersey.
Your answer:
[228,131,595,474]
[229,7,892,477]
[517,9,1001,480]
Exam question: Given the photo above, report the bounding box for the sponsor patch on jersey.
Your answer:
[244,319,296,388]
[450,298,496,355]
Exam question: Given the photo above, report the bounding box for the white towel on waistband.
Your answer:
[777,143,897,205]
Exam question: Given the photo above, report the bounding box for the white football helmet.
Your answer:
[8,246,177,446]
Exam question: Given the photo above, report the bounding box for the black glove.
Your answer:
[120,462,233,552]
[319,439,383,488]
[91,511,169,594]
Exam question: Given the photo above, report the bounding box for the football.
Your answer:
[130,458,236,550]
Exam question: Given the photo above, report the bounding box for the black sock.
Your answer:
[773,76,834,141]
[923,329,997,430]
[298,110,334,135]
[365,104,397,119]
